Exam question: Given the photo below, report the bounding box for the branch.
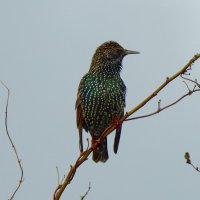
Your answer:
[184,152,200,173]
[0,81,24,200]
[53,53,200,200]
[53,149,93,200]
[122,54,200,122]
[181,74,200,88]
[80,182,91,200]
[125,89,200,121]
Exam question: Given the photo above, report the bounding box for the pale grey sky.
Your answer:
[1,0,200,200]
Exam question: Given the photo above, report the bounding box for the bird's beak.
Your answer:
[124,49,140,55]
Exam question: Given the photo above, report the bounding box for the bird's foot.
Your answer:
[91,136,100,150]
[111,112,121,129]
[112,117,120,129]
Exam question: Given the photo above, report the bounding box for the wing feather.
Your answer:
[75,95,84,152]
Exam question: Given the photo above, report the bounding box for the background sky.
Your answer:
[1,0,200,200]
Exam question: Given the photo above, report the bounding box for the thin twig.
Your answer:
[125,89,200,121]
[182,80,191,92]
[181,74,200,88]
[0,80,24,200]
[188,162,200,173]
[80,182,91,200]
[53,53,200,200]
[184,152,200,173]
[119,54,200,123]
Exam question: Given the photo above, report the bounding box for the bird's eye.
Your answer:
[112,50,122,59]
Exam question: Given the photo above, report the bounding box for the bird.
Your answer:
[75,41,139,162]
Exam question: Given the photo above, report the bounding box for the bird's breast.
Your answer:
[81,75,126,133]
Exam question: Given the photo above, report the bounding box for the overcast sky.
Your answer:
[1,0,200,200]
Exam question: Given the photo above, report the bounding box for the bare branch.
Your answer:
[121,54,200,121]
[184,152,200,173]
[53,54,200,200]
[181,74,200,88]
[182,80,191,92]
[0,80,24,200]
[125,89,200,121]
[80,182,91,200]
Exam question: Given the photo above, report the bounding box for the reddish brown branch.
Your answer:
[0,81,24,200]
[126,89,200,121]
[181,74,200,88]
[53,149,93,200]
[53,54,200,200]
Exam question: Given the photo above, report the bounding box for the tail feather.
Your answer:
[93,138,108,163]
[113,125,122,154]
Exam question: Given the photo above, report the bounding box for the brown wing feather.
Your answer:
[75,95,84,152]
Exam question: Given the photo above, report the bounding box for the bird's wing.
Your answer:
[75,75,89,152]
[113,113,124,154]
[75,94,84,152]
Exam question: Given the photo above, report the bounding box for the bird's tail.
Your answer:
[93,138,108,163]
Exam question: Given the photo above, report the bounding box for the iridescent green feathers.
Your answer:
[76,41,139,162]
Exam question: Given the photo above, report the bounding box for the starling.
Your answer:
[76,41,139,162]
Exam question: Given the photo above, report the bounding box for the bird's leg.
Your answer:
[91,136,101,150]
[111,113,121,130]
[91,130,100,150]
[91,135,96,146]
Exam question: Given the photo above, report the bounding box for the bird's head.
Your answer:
[90,41,139,75]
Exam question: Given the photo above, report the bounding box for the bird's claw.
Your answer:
[112,117,120,129]
[91,136,100,150]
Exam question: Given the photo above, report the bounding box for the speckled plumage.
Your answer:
[76,41,139,162]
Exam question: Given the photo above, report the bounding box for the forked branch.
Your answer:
[184,152,200,173]
[0,81,24,200]
[53,53,200,200]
